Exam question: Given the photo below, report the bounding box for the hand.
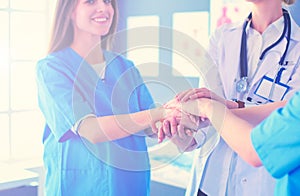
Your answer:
[176,87,224,102]
[176,88,238,109]
[171,129,198,153]
[148,107,174,138]
[158,115,198,152]
[144,126,158,138]
[163,98,181,111]
[157,109,199,143]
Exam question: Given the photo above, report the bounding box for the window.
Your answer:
[0,0,55,162]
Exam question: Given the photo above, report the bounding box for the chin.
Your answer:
[96,29,110,37]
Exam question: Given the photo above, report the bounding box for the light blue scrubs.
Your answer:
[251,91,300,196]
[36,47,154,196]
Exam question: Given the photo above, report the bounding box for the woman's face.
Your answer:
[72,0,114,38]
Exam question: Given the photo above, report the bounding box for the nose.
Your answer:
[95,1,106,12]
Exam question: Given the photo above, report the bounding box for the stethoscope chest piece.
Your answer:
[237,9,291,95]
[236,77,248,93]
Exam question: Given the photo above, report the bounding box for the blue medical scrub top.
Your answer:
[251,91,300,196]
[36,48,154,196]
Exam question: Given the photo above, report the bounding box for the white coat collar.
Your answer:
[290,16,300,41]
[223,11,300,98]
[228,11,300,41]
[250,13,300,87]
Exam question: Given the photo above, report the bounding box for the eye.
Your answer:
[103,0,112,4]
[85,0,95,4]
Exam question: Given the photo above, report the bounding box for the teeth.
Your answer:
[93,17,108,22]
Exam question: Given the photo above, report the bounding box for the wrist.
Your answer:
[226,100,239,109]
[204,99,214,119]
[206,99,228,120]
[185,138,198,152]
[231,99,245,108]
[152,106,169,122]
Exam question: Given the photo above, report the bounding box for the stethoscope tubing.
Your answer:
[237,9,291,94]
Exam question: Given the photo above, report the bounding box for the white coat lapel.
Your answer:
[250,36,286,87]
[251,15,300,87]
[221,26,243,98]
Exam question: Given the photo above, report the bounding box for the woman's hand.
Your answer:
[157,108,210,143]
[175,87,238,109]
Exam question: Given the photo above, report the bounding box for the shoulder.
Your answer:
[214,21,243,36]
[210,21,243,44]
[37,48,70,67]
[37,48,80,70]
[36,48,78,77]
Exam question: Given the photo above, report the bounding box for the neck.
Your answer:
[251,2,283,34]
[71,35,104,64]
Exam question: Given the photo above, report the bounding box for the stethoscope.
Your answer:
[236,9,291,94]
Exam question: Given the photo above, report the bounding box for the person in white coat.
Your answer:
[159,0,300,195]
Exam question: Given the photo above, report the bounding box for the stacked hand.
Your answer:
[149,88,212,151]
[152,88,232,152]
[158,102,201,142]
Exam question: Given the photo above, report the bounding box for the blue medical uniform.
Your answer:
[36,47,154,196]
[251,91,300,196]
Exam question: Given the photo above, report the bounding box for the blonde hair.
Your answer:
[282,0,296,5]
[48,0,118,54]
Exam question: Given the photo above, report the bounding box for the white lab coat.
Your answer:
[185,14,300,196]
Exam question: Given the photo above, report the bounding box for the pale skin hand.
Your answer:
[150,87,240,146]
[179,98,286,167]
[158,87,237,151]
[175,87,238,109]
[157,110,200,152]
[156,100,210,153]
[157,109,199,142]
[161,87,239,142]
[158,94,210,146]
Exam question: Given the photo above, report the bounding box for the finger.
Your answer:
[162,120,172,137]
[200,117,207,121]
[180,89,199,102]
[176,89,194,101]
[179,88,210,102]
[177,124,186,139]
[178,113,199,130]
[170,117,178,137]
[189,91,211,100]
[185,128,194,136]
[150,122,158,134]
[157,126,165,143]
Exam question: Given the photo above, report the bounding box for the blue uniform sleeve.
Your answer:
[36,58,95,142]
[251,91,300,178]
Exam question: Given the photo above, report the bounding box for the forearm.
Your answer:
[183,99,261,166]
[231,101,286,126]
[207,102,261,166]
[78,107,165,143]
